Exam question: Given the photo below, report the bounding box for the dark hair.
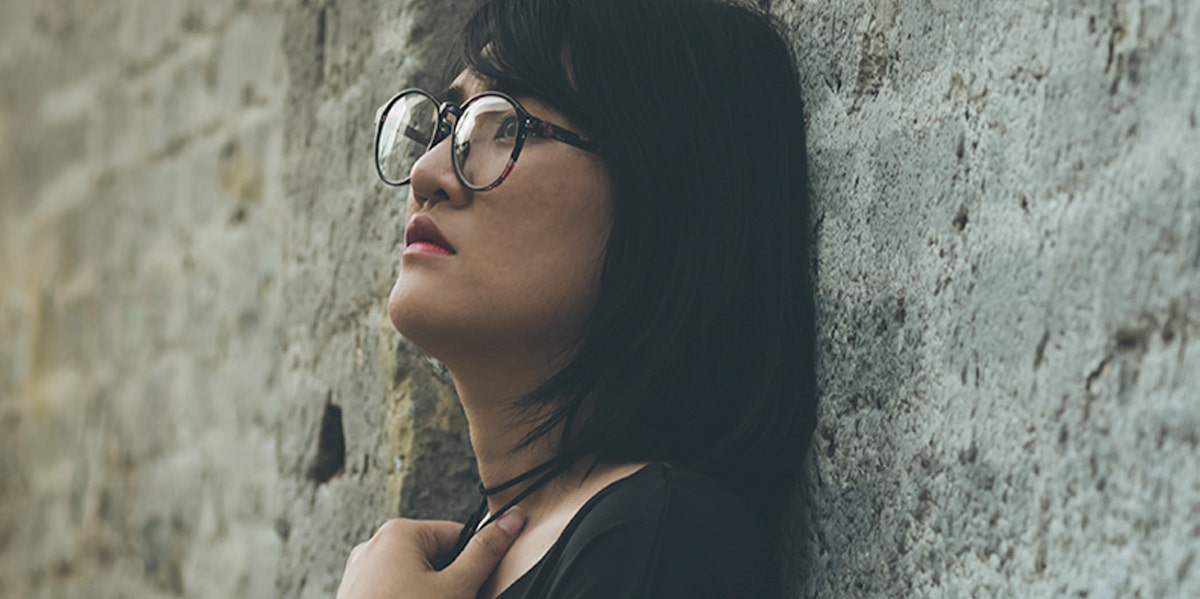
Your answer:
[461,0,816,523]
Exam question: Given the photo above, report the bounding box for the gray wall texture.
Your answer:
[0,0,1196,597]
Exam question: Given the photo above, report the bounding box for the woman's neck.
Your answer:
[451,367,568,516]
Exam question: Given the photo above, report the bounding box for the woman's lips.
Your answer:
[404,215,456,256]
[404,241,455,257]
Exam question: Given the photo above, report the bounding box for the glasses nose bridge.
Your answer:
[431,101,461,144]
[438,101,462,120]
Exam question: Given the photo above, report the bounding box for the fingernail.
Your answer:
[496,509,526,535]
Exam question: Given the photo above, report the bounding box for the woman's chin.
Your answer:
[388,287,433,339]
[387,281,431,339]
[386,293,407,335]
[387,286,467,363]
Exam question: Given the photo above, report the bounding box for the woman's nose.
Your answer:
[409,137,466,210]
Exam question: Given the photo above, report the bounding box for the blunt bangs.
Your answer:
[460,1,587,134]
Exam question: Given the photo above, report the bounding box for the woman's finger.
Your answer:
[415,519,474,561]
[441,509,526,593]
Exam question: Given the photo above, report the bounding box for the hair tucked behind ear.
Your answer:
[462,0,816,526]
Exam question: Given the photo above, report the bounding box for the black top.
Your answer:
[493,463,780,599]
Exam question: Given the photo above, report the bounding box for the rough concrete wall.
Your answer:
[0,1,291,596]
[0,0,473,597]
[2,0,1197,598]
[777,0,1200,596]
[274,1,479,597]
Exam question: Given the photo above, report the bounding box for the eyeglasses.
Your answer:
[373,88,602,191]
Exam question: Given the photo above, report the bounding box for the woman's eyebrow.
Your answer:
[442,85,466,105]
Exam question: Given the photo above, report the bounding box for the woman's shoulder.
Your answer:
[526,462,780,598]
[571,462,770,545]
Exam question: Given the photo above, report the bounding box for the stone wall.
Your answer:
[1,1,292,596]
[0,0,474,596]
[780,0,1200,595]
[1,0,1197,597]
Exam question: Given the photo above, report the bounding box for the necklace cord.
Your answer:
[478,458,558,496]
[441,458,570,566]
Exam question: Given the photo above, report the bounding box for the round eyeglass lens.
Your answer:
[377,93,439,185]
[453,95,520,189]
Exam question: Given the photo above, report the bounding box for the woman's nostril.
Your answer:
[414,188,450,209]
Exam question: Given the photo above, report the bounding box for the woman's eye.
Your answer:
[494,116,519,141]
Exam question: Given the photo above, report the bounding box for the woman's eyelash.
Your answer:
[494,116,520,139]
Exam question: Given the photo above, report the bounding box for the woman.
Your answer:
[340,0,816,596]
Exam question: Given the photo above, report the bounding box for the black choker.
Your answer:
[478,458,558,496]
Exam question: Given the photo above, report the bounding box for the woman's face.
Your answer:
[388,71,612,368]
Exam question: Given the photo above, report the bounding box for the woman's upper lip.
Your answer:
[405,215,456,253]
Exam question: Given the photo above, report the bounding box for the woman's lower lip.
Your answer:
[404,241,455,256]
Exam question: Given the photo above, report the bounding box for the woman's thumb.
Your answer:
[443,508,526,592]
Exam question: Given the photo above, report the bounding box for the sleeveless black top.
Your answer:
[492,463,780,598]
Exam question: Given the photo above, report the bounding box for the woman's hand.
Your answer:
[336,509,526,599]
